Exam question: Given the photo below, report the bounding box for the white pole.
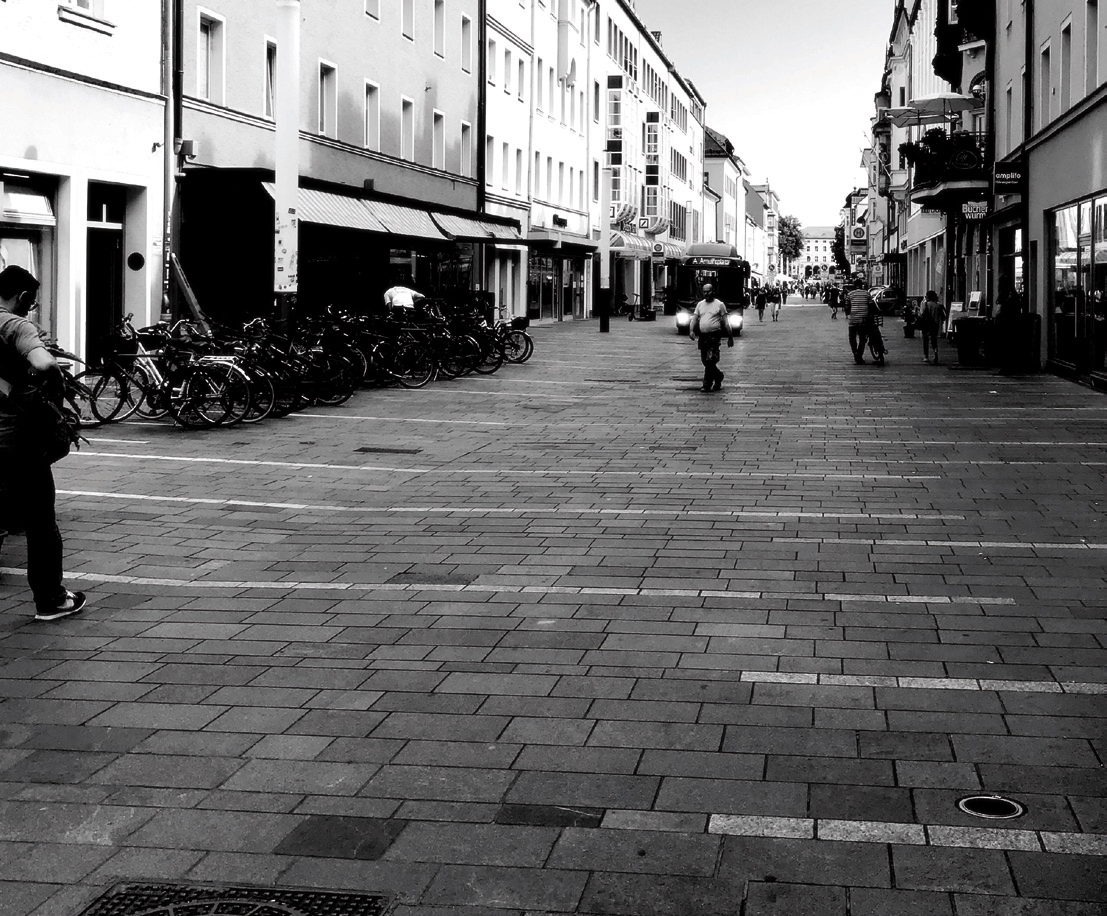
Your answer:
[274,0,300,296]
[160,0,175,321]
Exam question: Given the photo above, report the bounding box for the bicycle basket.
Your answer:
[510,316,530,330]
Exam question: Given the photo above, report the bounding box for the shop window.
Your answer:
[1051,204,1080,365]
[1092,197,1107,375]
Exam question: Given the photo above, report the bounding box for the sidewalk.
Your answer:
[1,304,1105,916]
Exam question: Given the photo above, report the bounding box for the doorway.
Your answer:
[86,183,126,365]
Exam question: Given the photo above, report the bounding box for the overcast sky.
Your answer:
[634,0,892,228]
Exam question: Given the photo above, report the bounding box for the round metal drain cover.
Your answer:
[957,794,1027,819]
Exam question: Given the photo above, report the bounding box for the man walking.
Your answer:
[845,281,875,364]
[689,283,734,392]
[0,266,87,620]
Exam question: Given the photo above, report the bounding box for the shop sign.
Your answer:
[962,201,990,220]
[993,163,1023,194]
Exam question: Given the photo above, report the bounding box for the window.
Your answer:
[461,15,472,72]
[1088,1,1100,97]
[197,12,225,104]
[460,122,473,177]
[568,169,574,208]
[433,110,445,169]
[558,162,565,204]
[486,136,495,186]
[1004,84,1013,154]
[546,155,553,201]
[318,62,337,137]
[502,142,510,190]
[264,40,276,119]
[536,57,544,109]
[401,96,415,161]
[1061,24,1072,112]
[504,49,512,93]
[534,151,541,196]
[518,60,526,100]
[488,39,497,84]
[365,0,379,19]
[402,0,414,39]
[516,150,523,195]
[364,81,380,150]
[579,168,586,209]
[1040,44,1052,130]
[433,0,445,56]
[593,80,600,121]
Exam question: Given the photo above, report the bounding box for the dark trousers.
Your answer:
[698,332,724,389]
[0,452,64,612]
[848,324,869,363]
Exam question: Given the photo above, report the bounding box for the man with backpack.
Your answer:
[0,265,86,620]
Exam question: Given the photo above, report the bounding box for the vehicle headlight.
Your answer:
[676,312,691,327]
[728,312,743,330]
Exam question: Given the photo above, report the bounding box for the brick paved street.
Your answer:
[2,303,1105,916]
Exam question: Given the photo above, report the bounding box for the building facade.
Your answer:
[801,226,837,280]
[0,0,166,361]
[704,126,747,250]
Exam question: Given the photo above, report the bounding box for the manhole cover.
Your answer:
[957,794,1027,819]
[77,883,391,916]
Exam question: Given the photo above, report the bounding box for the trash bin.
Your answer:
[997,312,1041,373]
[952,316,991,366]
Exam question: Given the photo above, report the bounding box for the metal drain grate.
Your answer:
[77,883,391,916]
[957,794,1027,819]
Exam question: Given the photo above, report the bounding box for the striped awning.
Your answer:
[432,212,522,242]
[363,199,447,240]
[262,183,448,240]
[610,231,652,259]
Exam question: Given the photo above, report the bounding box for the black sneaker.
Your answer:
[35,590,87,622]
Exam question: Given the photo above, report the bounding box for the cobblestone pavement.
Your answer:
[1,302,1105,916]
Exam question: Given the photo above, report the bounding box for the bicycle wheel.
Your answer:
[392,341,435,389]
[504,331,534,363]
[473,335,504,375]
[201,361,253,425]
[131,366,171,420]
[171,366,231,429]
[240,368,276,424]
[72,369,128,422]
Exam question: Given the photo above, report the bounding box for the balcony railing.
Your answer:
[900,129,992,192]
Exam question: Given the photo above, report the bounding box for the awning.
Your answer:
[432,212,522,243]
[362,199,447,240]
[262,183,448,240]
[652,240,686,260]
[610,231,652,259]
[527,228,598,251]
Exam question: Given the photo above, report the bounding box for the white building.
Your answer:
[800,226,837,280]
[704,126,747,249]
[0,0,166,361]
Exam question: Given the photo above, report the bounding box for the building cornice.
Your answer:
[487,17,532,55]
[0,52,164,104]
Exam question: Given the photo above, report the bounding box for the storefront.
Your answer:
[179,171,520,324]
[525,230,595,322]
[1048,193,1107,383]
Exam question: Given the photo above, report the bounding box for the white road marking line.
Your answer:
[53,491,962,520]
[70,453,940,480]
[0,566,1018,607]
[297,413,508,426]
[708,815,1107,855]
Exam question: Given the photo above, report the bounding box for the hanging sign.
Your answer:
[993,163,1023,194]
[962,201,990,220]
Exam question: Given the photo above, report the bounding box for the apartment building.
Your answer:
[0,0,166,361]
[704,126,747,250]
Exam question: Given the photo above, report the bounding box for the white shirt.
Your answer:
[691,298,729,335]
[383,286,423,308]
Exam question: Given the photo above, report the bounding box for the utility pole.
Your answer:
[274,0,301,330]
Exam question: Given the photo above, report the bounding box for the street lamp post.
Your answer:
[598,164,611,333]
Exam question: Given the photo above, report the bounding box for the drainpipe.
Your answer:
[274,0,301,329]
[475,0,488,295]
[160,0,175,321]
[1020,0,1033,318]
[476,0,488,211]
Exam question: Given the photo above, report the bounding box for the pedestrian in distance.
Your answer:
[688,283,734,392]
[919,289,945,364]
[0,265,87,621]
[755,286,767,322]
[827,283,840,319]
[772,286,783,321]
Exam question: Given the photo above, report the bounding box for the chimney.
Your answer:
[651,31,662,47]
